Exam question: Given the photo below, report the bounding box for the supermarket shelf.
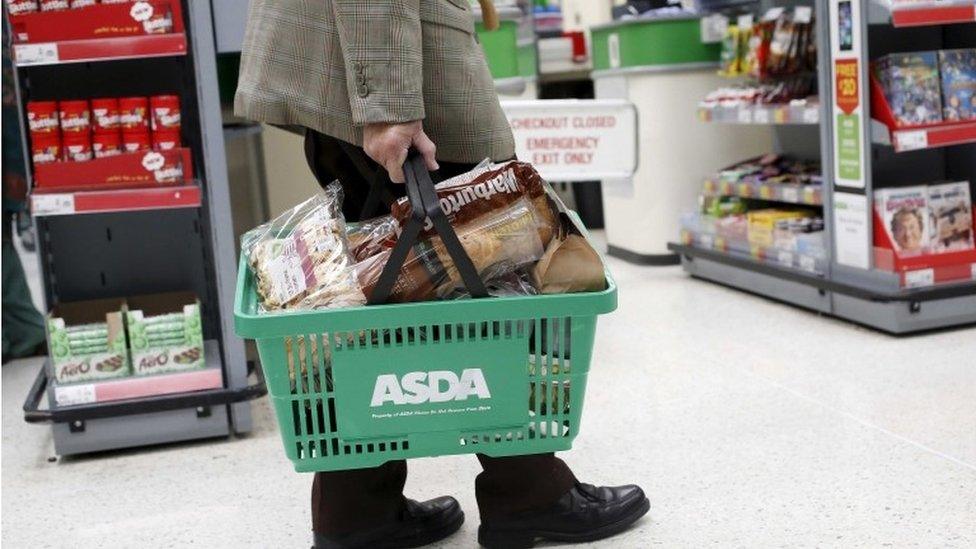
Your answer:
[869,0,976,27]
[670,242,976,333]
[13,33,187,67]
[703,178,823,206]
[30,185,201,217]
[25,341,266,424]
[670,242,976,302]
[697,103,820,125]
[52,365,223,408]
[871,119,976,152]
[679,229,827,276]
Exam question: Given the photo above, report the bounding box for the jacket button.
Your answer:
[357,84,368,97]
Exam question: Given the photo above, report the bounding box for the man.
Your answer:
[235,1,649,547]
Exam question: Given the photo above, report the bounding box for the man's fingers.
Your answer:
[414,131,439,171]
[386,147,409,183]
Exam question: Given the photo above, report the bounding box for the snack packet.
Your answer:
[243,184,366,311]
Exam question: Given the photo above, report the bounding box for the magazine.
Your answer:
[927,181,974,252]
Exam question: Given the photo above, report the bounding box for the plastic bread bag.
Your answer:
[356,195,547,303]
[241,183,366,312]
[388,160,559,252]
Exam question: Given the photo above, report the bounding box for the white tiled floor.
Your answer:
[3,238,975,548]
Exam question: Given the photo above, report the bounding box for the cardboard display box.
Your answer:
[47,298,130,384]
[125,291,205,376]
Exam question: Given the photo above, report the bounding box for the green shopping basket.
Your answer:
[234,155,617,472]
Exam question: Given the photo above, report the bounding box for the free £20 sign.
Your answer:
[502,99,637,182]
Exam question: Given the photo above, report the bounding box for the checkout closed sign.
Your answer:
[502,99,638,182]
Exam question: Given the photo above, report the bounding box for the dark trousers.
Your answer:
[303,129,577,535]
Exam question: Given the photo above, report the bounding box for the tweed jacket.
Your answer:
[234,0,515,163]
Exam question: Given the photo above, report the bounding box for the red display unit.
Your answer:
[32,148,193,192]
[872,207,976,287]
[870,74,976,152]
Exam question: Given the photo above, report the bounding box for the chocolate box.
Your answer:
[47,297,131,385]
[125,291,205,376]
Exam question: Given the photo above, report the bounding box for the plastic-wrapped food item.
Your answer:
[243,184,366,312]
[356,196,547,303]
[532,233,606,294]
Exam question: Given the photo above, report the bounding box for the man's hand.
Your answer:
[363,121,439,183]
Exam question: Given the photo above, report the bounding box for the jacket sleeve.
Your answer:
[333,0,425,125]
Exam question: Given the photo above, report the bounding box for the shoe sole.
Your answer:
[314,508,464,549]
[477,497,650,549]
[377,507,465,549]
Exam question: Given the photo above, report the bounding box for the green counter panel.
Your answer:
[591,19,720,71]
[476,20,521,79]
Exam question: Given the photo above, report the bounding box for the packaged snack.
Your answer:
[875,52,943,126]
[938,49,976,122]
[91,98,121,134]
[58,99,90,134]
[47,298,130,384]
[123,129,151,152]
[93,132,122,158]
[26,101,59,135]
[150,94,181,130]
[243,184,366,311]
[747,209,812,247]
[875,186,929,254]
[356,195,546,303]
[119,96,149,131]
[39,0,67,11]
[5,0,39,15]
[152,129,181,151]
[126,292,206,376]
[31,132,61,165]
[927,181,974,252]
[532,232,606,295]
[62,131,92,162]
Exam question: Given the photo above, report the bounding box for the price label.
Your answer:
[699,234,714,249]
[781,187,800,203]
[904,268,935,288]
[55,383,97,406]
[799,255,817,273]
[754,108,770,124]
[32,193,75,216]
[607,33,621,69]
[895,130,928,151]
[737,107,753,124]
[776,250,794,266]
[971,263,976,280]
[14,43,59,66]
[803,107,819,124]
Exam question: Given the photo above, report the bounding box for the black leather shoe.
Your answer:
[313,496,464,549]
[478,483,649,548]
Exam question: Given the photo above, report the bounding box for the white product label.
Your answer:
[795,6,813,24]
[904,268,934,288]
[803,107,819,124]
[700,14,728,44]
[737,14,754,28]
[15,43,59,66]
[607,33,620,69]
[699,234,714,249]
[129,1,154,22]
[754,108,770,124]
[141,151,166,171]
[55,383,97,406]
[737,107,753,124]
[781,187,800,203]
[895,130,928,151]
[32,194,75,216]
[833,192,870,269]
[266,247,307,305]
[799,255,817,273]
[777,250,794,266]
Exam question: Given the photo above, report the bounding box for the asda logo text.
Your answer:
[371,369,491,407]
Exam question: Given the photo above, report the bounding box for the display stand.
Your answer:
[669,0,976,333]
[591,15,775,263]
[10,1,264,455]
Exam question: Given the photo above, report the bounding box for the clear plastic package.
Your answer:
[242,183,366,312]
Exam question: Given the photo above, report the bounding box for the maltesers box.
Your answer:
[7,0,179,43]
[125,291,205,376]
[47,297,131,385]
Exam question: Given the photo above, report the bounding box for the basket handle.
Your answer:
[368,151,489,304]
